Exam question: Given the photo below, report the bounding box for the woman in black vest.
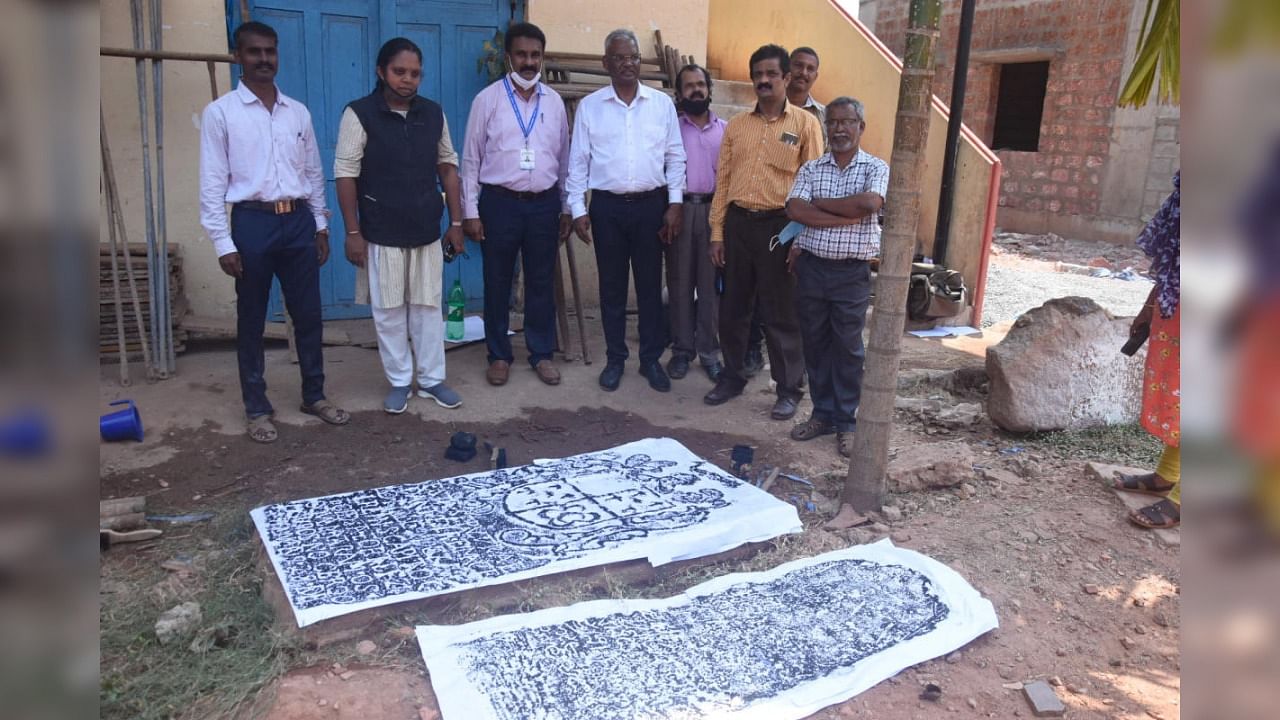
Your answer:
[335,38,467,413]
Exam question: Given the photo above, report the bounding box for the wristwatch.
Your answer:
[450,220,463,227]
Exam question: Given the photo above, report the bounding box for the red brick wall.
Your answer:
[872,0,1133,220]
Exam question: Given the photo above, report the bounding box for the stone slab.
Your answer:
[1023,679,1066,717]
[257,532,766,647]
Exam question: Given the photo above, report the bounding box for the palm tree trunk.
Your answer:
[840,0,942,513]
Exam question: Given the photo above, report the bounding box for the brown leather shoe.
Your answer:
[533,360,561,386]
[486,360,510,386]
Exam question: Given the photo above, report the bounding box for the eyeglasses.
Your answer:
[607,54,642,65]
[825,118,862,128]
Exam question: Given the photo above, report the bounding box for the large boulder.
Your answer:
[986,296,1145,432]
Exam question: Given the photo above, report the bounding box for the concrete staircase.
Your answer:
[711,79,756,120]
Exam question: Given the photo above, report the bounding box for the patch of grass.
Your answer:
[1017,423,1163,468]
[99,515,301,720]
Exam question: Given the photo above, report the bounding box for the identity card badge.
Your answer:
[519,148,536,170]
[779,131,800,146]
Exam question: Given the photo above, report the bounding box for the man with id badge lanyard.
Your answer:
[461,22,572,388]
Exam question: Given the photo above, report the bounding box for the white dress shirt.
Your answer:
[199,83,329,258]
[566,83,686,219]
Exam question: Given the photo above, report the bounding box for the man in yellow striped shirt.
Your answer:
[705,44,824,421]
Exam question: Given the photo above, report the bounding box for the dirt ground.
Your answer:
[99,237,1179,720]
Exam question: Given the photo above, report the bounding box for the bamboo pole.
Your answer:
[101,109,154,379]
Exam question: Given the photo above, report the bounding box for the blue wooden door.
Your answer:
[234,0,514,319]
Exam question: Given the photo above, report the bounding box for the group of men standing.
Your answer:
[200,21,888,458]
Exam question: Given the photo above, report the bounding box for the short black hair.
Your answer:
[791,46,819,65]
[675,64,712,94]
[505,22,546,53]
[749,44,790,76]
[233,21,277,50]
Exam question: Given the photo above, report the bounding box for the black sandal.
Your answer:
[1113,472,1175,497]
[1129,498,1181,529]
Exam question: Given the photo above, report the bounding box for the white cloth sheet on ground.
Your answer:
[417,540,999,720]
[250,438,802,627]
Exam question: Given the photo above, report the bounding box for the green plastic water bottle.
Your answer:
[446,279,466,341]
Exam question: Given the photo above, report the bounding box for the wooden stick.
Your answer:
[562,237,591,364]
[100,496,147,518]
[100,512,147,531]
[553,250,573,359]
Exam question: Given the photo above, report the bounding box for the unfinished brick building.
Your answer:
[862,0,1179,244]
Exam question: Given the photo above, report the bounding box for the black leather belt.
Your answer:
[235,199,308,214]
[684,192,714,204]
[595,187,667,202]
[729,202,786,220]
[804,251,871,265]
[482,183,559,201]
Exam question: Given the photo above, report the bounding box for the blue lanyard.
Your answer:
[502,77,540,142]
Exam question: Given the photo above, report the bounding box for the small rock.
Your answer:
[418,708,441,720]
[945,651,961,664]
[1048,676,1063,687]
[1109,658,1124,667]
[157,479,169,488]
[339,671,355,681]
[391,626,416,638]
[1087,256,1114,269]
[356,640,378,655]
[1153,611,1171,628]
[1132,597,1149,607]
[1083,584,1100,595]
[998,666,1016,680]
[1134,625,1147,635]
[980,468,1021,486]
[960,483,977,498]
[891,532,913,544]
[318,699,328,707]
[1022,680,1066,717]
[883,505,903,522]
[1002,682,1024,691]
[869,522,891,535]
[1067,684,1085,694]
[967,698,978,710]
[155,602,203,645]
[1055,648,1068,657]
[1120,637,1136,651]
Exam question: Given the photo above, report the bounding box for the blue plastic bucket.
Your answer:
[100,400,144,442]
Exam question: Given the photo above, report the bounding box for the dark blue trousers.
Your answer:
[230,205,325,418]
[479,188,560,367]
[589,192,667,366]
[794,252,872,431]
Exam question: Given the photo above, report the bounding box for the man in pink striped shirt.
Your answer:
[460,22,572,388]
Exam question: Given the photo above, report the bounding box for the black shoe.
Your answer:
[666,355,690,380]
[702,361,723,383]
[771,395,800,420]
[599,362,624,391]
[703,379,743,405]
[639,362,671,392]
[743,347,765,378]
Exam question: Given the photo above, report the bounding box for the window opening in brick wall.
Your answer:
[991,61,1049,152]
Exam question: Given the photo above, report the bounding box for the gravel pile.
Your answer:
[980,262,1153,328]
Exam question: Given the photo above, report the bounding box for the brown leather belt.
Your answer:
[729,202,786,220]
[482,183,559,201]
[235,199,308,214]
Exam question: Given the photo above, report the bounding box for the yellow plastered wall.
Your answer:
[100,0,236,319]
[707,0,996,311]
[528,0,709,62]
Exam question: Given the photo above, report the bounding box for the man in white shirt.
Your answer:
[566,28,686,393]
[199,21,349,443]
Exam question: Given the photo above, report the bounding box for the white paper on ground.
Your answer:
[417,540,999,720]
[443,315,493,343]
[250,438,802,627]
[908,325,981,338]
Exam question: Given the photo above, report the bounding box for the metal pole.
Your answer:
[932,0,976,267]
[130,0,164,378]
[150,0,175,372]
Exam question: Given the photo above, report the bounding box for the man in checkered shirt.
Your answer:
[783,97,889,458]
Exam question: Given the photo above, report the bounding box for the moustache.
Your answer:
[519,66,539,73]
[756,83,771,91]
[255,63,273,70]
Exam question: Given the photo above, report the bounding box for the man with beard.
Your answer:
[199,21,349,443]
[666,64,726,383]
[461,22,572,388]
[706,44,823,421]
[784,97,889,458]
[567,28,686,393]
